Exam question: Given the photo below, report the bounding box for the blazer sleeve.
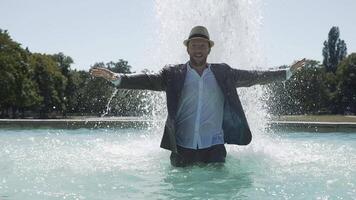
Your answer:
[229,67,287,88]
[115,69,167,91]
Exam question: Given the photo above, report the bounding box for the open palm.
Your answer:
[290,58,306,73]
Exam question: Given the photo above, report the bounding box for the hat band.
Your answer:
[188,34,209,40]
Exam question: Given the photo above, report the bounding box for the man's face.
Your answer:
[187,38,211,67]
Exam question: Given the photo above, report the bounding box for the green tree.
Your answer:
[322,26,347,73]
[335,53,356,114]
[76,70,113,115]
[67,70,92,114]
[78,60,149,116]
[267,60,329,115]
[106,59,132,73]
[30,53,67,118]
[323,72,338,113]
[290,61,329,114]
[51,53,76,116]
[0,29,41,118]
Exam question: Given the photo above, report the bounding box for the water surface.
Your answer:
[0,127,355,199]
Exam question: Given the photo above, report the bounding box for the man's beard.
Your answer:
[190,56,207,67]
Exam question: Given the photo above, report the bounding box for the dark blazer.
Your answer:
[116,63,286,153]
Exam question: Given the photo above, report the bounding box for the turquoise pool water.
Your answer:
[0,127,355,199]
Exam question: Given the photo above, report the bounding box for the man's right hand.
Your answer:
[89,67,119,81]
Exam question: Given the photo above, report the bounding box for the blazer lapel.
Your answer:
[175,63,188,99]
[166,63,187,118]
[210,64,227,94]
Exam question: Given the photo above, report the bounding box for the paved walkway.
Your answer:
[1,117,356,130]
[0,117,161,122]
[268,120,356,131]
[0,117,164,128]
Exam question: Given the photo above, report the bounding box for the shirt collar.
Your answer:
[187,62,211,72]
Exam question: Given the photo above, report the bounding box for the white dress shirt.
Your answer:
[175,63,225,149]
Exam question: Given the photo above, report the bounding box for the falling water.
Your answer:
[153,0,263,67]
[149,0,269,140]
[148,0,321,164]
[101,88,118,117]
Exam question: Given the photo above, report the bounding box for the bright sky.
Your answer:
[1,0,355,72]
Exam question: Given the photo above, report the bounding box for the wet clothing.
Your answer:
[170,144,227,167]
[115,62,287,154]
[175,63,225,149]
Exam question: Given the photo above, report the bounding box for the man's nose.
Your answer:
[193,48,203,53]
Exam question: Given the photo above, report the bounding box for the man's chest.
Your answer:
[180,69,223,103]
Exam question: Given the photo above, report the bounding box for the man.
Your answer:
[90,26,304,167]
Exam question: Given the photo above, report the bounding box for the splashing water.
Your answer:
[152,0,263,67]
[101,88,118,117]
[149,0,270,146]
[147,0,352,171]
[99,0,349,184]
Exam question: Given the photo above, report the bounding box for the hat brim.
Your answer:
[183,37,214,47]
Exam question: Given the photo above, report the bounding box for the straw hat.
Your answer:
[183,26,214,47]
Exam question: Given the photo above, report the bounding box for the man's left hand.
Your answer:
[290,58,306,74]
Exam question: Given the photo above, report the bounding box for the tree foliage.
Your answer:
[267,60,329,115]
[335,53,356,114]
[0,29,41,117]
[30,53,67,118]
[1,27,355,118]
[266,27,355,115]
[322,26,347,73]
[1,29,156,118]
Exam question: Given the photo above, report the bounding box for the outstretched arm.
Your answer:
[90,67,166,91]
[231,58,306,87]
